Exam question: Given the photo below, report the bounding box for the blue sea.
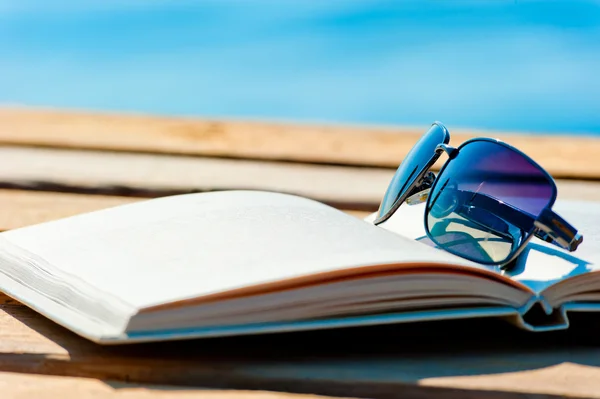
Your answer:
[1,0,599,135]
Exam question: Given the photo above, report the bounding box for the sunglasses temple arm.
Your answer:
[465,192,584,252]
[405,183,584,252]
[534,208,584,252]
[441,190,584,253]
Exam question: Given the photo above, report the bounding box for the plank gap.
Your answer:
[2,107,600,180]
[0,182,379,213]
[0,189,371,232]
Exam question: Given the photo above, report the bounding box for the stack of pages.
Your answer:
[0,190,598,344]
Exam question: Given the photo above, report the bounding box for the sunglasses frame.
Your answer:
[374,122,582,270]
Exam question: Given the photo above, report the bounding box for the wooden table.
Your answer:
[1,107,600,399]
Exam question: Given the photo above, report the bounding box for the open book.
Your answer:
[0,190,598,344]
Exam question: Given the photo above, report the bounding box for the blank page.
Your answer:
[505,199,600,293]
[376,199,600,294]
[0,190,484,309]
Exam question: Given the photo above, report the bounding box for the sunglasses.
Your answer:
[374,121,583,270]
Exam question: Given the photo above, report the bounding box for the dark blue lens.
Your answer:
[377,123,449,221]
[425,140,556,265]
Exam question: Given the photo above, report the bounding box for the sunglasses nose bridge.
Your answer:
[436,143,459,159]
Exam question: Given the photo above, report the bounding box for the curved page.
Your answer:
[0,190,520,311]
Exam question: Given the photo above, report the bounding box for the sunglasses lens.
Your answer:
[425,140,555,264]
[377,123,449,220]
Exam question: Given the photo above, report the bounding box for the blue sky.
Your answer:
[1,0,599,135]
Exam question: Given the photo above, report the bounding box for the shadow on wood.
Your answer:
[2,293,600,398]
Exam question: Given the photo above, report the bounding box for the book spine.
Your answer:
[507,296,570,332]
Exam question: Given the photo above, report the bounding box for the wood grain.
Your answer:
[0,190,137,231]
[1,107,599,179]
[0,146,390,210]
[2,106,600,398]
[2,292,600,399]
[0,371,350,399]
[0,190,370,231]
[0,147,599,215]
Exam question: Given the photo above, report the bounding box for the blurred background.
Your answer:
[1,0,599,135]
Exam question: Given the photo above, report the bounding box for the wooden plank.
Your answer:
[0,371,347,399]
[0,146,390,210]
[2,292,600,399]
[0,190,137,231]
[0,190,370,231]
[0,147,599,215]
[1,107,599,179]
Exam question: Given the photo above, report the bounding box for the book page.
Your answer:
[373,199,600,294]
[0,190,498,309]
[504,199,600,293]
